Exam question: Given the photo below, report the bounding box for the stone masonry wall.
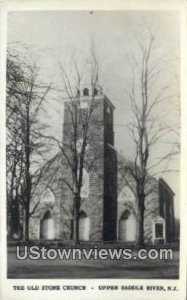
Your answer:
[29,92,174,244]
[117,153,160,244]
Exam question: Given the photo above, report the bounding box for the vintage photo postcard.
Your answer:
[0,0,186,299]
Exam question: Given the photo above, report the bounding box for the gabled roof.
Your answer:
[159,178,175,196]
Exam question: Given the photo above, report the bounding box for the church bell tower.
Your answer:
[63,84,117,241]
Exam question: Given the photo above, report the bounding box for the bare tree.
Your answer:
[43,54,100,244]
[7,51,27,238]
[123,33,179,245]
[62,61,99,244]
[7,50,52,241]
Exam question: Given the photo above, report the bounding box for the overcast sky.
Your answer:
[7,10,180,216]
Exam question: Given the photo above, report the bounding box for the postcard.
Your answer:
[0,1,186,299]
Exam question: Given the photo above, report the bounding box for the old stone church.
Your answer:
[29,85,175,244]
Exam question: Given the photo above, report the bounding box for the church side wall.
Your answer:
[144,179,160,244]
[159,180,175,242]
[29,154,66,240]
[103,145,117,241]
[117,154,161,244]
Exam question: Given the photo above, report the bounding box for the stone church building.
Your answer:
[29,85,175,244]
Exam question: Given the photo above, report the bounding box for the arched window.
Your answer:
[93,88,98,96]
[152,216,166,244]
[83,88,89,96]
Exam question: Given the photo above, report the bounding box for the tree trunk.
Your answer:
[75,209,80,245]
[138,199,145,246]
[73,193,80,245]
[24,209,30,242]
[10,203,14,238]
[24,102,31,243]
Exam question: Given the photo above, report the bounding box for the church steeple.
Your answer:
[63,84,115,149]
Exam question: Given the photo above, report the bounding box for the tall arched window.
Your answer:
[93,88,98,96]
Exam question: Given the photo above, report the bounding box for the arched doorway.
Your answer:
[79,211,90,241]
[40,211,55,240]
[119,209,136,242]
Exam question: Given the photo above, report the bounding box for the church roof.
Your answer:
[159,178,175,196]
[103,95,115,110]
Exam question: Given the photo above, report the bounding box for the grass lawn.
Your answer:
[7,246,179,279]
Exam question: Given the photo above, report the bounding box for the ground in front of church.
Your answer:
[7,246,179,279]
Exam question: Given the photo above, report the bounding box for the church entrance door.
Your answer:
[40,211,55,239]
[79,211,90,241]
[119,210,136,242]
